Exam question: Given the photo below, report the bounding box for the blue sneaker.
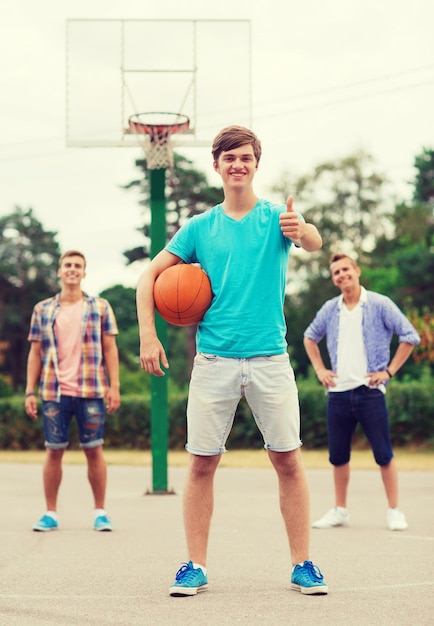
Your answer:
[94,514,113,532]
[169,561,209,596]
[291,561,328,595]
[32,514,58,532]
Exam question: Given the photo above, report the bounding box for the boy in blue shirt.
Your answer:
[137,125,327,596]
[304,253,420,531]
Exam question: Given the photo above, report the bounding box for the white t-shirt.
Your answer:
[330,290,385,393]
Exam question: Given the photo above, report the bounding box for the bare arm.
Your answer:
[279,196,322,252]
[25,341,42,420]
[136,249,182,376]
[303,336,337,389]
[102,334,121,413]
[367,341,416,386]
[388,342,415,374]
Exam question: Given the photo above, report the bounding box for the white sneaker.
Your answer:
[387,508,408,531]
[312,507,349,529]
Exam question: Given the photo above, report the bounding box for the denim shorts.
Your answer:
[41,396,106,450]
[326,386,393,466]
[186,353,302,455]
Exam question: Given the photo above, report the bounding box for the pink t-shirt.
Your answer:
[54,299,83,396]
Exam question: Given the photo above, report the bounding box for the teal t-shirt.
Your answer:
[165,199,297,357]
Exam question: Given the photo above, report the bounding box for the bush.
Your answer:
[1,378,433,450]
[0,374,13,398]
[387,381,434,446]
[0,397,45,449]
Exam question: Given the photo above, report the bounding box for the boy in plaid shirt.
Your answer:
[25,250,120,532]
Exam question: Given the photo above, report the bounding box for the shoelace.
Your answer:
[301,561,324,582]
[175,562,197,583]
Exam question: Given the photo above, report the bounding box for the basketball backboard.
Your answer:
[65,19,252,149]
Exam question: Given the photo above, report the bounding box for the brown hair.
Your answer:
[211,125,262,163]
[59,250,86,269]
[329,253,358,268]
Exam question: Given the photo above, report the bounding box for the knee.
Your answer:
[83,445,104,462]
[269,449,302,476]
[46,448,64,462]
[189,454,220,479]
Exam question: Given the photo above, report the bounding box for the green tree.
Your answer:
[412,147,434,204]
[0,207,61,390]
[366,147,434,311]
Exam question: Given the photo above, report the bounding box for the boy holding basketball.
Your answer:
[136,125,328,596]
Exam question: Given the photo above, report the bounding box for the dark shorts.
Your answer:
[326,386,393,466]
[41,396,106,450]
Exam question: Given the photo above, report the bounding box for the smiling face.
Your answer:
[57,254,86,287]
[329,256,361,292]
[213,143,258,190]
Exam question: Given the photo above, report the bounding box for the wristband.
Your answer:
[386,368,393,379]
[25,392,36,398]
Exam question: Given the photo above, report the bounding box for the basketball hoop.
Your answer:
[127,112,190,170]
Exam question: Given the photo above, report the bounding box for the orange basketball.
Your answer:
[153,264,213,326]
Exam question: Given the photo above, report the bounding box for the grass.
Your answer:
[0,448,433,470]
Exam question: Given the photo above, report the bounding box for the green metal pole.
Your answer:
[148,167,171,494]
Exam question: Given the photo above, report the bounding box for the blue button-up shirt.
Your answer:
[304,288,420,376]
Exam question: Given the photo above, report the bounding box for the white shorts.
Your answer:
[186,353,302,455]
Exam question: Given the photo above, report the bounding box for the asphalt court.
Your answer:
[0,461,433,625]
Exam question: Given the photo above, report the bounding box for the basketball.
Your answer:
[153,264,212,326]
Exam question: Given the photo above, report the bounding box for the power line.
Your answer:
[254,63,434,110]
[254,79,434,121]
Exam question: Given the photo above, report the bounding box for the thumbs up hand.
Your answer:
[279,196,307,242]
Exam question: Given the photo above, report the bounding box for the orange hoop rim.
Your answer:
[128,112,190,136]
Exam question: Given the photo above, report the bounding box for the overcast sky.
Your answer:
[2,0,433,295]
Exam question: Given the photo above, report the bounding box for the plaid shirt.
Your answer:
[27,292,119,401]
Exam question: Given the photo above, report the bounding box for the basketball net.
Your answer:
[128,113,190,170]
